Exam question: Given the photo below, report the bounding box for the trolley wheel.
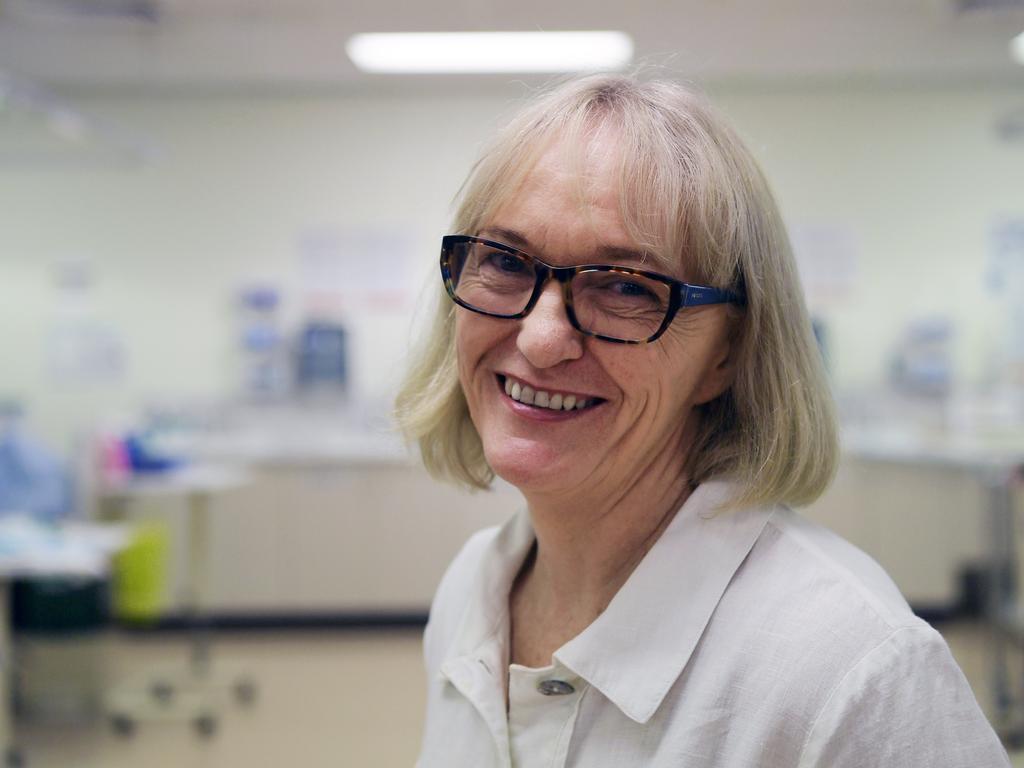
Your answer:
[234,679,257,706]
[111,714,136,738]
[194,713,218,738]
[150,680,174,704]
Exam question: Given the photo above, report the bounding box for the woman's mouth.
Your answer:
[497,375,603,412]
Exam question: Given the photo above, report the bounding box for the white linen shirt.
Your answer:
[418,480,1009,767]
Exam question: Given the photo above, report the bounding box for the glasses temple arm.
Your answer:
[681,284,744,307]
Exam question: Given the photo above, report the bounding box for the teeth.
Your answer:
[502,376,592,412]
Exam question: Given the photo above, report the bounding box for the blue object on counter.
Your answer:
[122,432,184,475]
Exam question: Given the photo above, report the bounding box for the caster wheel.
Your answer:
[150,680,174,704]
[194,713,218,738]
[234,679,257,706]
[111,714,136,738]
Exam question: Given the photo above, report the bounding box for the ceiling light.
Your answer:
[1013,30,1024,64]
[346,31,634,74]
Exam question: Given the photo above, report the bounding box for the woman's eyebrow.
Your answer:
[479,227,650,266]
[478,226,530,249]
[592,245,650,266]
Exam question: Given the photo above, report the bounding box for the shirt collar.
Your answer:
[441,480,776,725]
[555,480,776,723]
[443,508,535,664]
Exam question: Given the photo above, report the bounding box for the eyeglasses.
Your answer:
[440,235,744,345]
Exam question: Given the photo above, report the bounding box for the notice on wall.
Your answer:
[46,320,126,385]
[45,255,126,385]
[297,227,417,315]
[988,218,1024,294]
[987,217,1024,363]
[788,222,861,313]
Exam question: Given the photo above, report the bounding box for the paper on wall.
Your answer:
[987,218,1024,366]
[788,222,861,313]
[297,227,417,315]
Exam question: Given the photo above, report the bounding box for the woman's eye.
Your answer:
[482,252,526,274]
[611,279,654,298]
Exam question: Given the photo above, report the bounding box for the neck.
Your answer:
[515,433,696,627]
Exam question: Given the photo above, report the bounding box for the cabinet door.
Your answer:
[805,458,987,606]
[203,463,520,614]
[205,473,283,612]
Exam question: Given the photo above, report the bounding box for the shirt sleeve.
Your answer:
[798,624,1009,768]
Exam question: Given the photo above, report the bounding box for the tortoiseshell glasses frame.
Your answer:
[439,234,745,345]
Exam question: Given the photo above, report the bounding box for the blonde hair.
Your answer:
[396,73,838,510]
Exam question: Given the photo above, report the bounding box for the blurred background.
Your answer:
[0,0,1023,765]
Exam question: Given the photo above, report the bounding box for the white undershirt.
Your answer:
[508,662,588,768]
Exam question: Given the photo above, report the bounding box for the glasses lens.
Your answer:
[447,240,536,316]
[571,269,671,342]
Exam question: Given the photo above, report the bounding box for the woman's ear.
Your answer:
[693,313,742,406]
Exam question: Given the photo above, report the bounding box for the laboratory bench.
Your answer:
[96,450,521,622]
[94,419,1022,624]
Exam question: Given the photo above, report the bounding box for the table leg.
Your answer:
[186,492,211,678]
[987,466,1024,743]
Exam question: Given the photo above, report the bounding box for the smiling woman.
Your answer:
[400,77,832,512]
[395,74,1008,767]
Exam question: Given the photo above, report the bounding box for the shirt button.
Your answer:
[537,679,575,696]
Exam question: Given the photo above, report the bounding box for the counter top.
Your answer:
[842,424,1024,472]
[182,428,412,467]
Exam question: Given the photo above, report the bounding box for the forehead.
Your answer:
[527,131,621,201]
[484,135,650,263]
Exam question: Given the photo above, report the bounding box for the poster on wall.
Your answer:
[987,217,1024,368]
[296,227,417,316]
[45,255,126,385]
[788,221,861,313]
[294,226,420,413]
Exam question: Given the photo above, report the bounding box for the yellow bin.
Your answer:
[111,521,169,624]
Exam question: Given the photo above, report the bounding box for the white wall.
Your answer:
[713,84,1020,391]
[0,83,1020,450]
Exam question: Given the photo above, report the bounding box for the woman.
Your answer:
[397,74,1007,767]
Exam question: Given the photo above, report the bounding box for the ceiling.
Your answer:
[0,0,1023,94]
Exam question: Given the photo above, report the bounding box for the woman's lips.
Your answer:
[496,374,604,419]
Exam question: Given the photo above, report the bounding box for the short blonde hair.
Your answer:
[396,73,838,510]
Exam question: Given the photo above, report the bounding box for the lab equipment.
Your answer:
[295,320,348,397]
[888,316,953,398]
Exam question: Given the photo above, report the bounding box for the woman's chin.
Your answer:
[483,436,581,494]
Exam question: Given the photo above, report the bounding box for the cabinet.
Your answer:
[113,455,1010,618]
[115,462,520,617]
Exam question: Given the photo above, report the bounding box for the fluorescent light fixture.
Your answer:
[1013,30,1024,65]
[346,31,634,74]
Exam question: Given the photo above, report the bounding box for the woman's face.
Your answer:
[455,133,736,498]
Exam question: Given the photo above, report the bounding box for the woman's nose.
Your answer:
[515,282,583,368]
